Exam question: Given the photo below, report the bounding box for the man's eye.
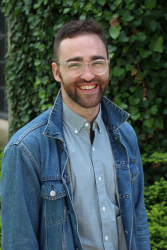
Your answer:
[92,61,104,66]
[68,63,81,68]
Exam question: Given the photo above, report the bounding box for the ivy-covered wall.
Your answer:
[1,0,167,154]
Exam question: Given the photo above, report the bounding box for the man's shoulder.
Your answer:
[6,108,52,149]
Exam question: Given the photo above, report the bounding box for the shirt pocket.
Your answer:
[41,180,68,225]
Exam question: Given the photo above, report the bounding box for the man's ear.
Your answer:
[52,62,61,82]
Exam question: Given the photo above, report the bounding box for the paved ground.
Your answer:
[0,119,9,148]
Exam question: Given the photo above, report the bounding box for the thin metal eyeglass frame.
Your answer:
[56,59,109,77]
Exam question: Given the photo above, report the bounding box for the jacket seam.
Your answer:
[5,120,48,150]
[18,143,41,182]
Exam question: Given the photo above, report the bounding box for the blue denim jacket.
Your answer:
[1,91,150,250]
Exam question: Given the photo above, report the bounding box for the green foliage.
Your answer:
[1,0,167,154]
[142,151,167,185]
[144,178,167,249]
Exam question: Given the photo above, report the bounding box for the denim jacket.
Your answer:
[1,91,150,250]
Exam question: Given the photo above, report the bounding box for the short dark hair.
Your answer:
[54,19,108,62]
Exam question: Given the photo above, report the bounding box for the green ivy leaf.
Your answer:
[113,66,125,77]
[137,32,146,42]
[27,14,35,22]
[126,64,133,71]
[147,90,156,100]
[154,117,163,129]
[144,0,157,10]
[126,3,135,11]
[150,37,163,53]
[149,20,158,31]
[125,0,133,4]
[109,26,121,39]
[139,48,152,58]
[143,117,154,128]
[142,125,154,135]
[128,96,140,105]
[79,14,86,20]
[97,0,106,6]
[34,59,41,66]
[114,99,128,109]
[131,112,140,121]
[118,31,129,42]
[115,0,122,6]
[108,3,116,11]
[122,10,134,22]
[163,109,167,115]
[148,105,158,115]
[73,2,78,10]
[129,86,136,93]
[13,9,20,18]
[34,3,41,9]
[129,105,139,115]
[63,8,70,14]
[123,44,130,53]
[109,53,114,59]
[108,45,117,53]
[39,90,46,99]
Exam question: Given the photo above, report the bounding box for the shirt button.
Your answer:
[50,190,56,197]
[102,207,105,211]
[99,129,101,133]
[92,147,95,152]
[105,236,108,241]
[99,177,101,181]
[85,123,89,127]
[74,129,78,134]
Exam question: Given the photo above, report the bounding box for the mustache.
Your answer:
[74,78,102,85]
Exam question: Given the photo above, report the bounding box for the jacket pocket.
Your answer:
[41,180,68,225]
[129,161,140,181]
[117,215,127,250]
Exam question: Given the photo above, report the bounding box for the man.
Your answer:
[1,20,150,250]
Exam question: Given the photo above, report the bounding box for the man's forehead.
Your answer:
[58,34,107,61]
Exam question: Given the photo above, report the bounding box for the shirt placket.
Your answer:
[91,126,113,249]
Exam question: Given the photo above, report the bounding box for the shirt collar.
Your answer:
[63,102,102,134]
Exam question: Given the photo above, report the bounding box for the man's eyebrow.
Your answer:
[91,55,106,60]
[65,55,106,63]
[66,57,83,62]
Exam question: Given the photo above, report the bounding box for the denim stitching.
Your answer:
[45,216,67,226]
[18,143,41,181]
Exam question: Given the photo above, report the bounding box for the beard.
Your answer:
[59,72,109,109]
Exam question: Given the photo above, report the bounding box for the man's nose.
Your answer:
[80,65,95,81]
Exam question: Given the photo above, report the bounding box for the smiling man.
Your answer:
[1,20,150,250]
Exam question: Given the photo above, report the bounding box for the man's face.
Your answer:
[52,34,110,110]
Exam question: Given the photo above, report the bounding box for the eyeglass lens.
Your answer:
[66,60,108,76]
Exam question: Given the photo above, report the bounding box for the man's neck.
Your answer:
[62,97,100,125]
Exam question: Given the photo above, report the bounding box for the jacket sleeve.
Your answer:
[1,144,41,250]
[133,135,151,250]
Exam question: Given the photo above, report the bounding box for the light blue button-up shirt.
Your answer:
[63,103,120,250]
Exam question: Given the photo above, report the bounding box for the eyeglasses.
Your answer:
[56,59,109,77]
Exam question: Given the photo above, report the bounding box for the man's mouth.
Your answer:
[78,84,97,90]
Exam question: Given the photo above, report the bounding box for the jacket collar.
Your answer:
[43,90,130,139]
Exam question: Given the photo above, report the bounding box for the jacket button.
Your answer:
[50,190,56,197]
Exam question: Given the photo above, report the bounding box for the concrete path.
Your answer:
[0,119,8,148]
